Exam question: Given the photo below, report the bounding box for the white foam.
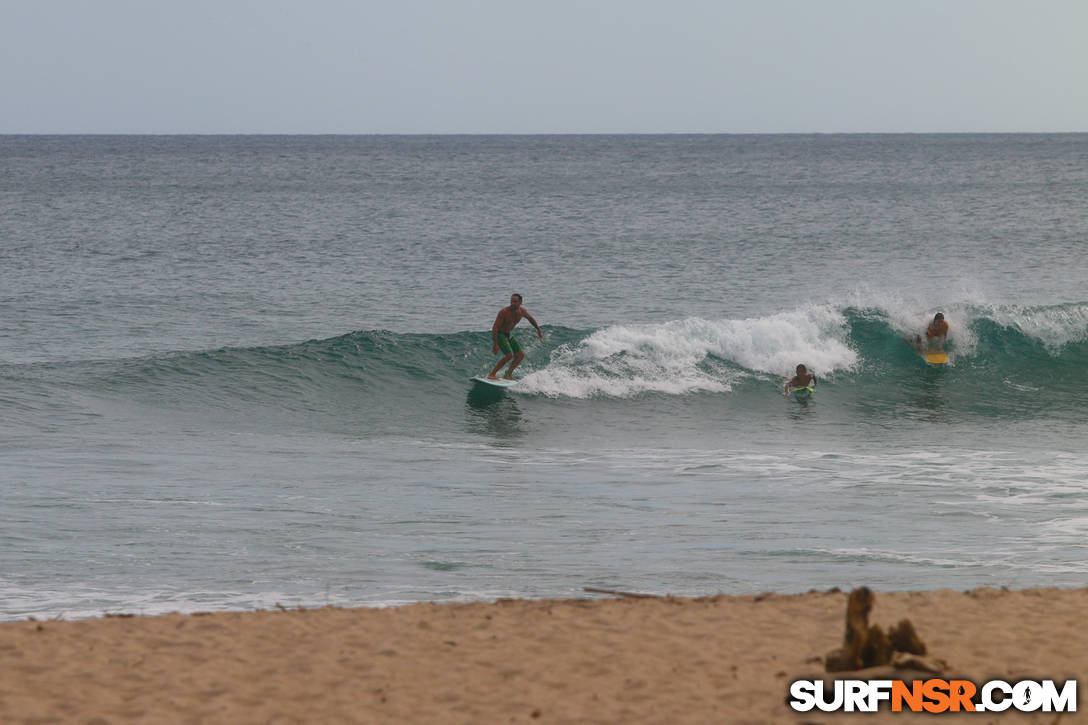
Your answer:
[838,284,1088,355]
[889,300,1088,357]
[518,305,858,399]
[0,580,406,622]
[985,302,1088,350]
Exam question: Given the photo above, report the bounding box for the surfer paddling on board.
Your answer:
[784,364,817,397]
[488,293,542,380]
[915,312,949,353]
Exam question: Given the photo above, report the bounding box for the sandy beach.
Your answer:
[2,587,1084,724]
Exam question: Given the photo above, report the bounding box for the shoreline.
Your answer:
[2,586,1084,723]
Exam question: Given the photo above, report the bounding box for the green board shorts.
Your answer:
[496,332,522,355]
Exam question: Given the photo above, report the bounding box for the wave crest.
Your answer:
[519,306,857,398]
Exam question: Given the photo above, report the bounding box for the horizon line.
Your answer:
[2,130,1086,137]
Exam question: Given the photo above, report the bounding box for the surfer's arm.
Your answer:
[522,310,543,339]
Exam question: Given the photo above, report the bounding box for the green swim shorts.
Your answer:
[496,332,521,355]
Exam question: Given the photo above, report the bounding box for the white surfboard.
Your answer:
[470,376,519,389]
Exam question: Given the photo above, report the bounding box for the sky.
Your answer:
[2,0,1087,134]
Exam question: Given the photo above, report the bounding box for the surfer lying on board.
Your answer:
[914,312,949,352]
[489,293,543,380]
[784,364,817,397]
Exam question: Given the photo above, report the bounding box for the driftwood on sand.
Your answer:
[824,586,933,672]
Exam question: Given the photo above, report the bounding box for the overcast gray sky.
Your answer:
[3,0,1086,134]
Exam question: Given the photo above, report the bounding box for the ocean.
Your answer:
[2,134,1086,620]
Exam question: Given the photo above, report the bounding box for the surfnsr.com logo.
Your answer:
[789,678,1077,713]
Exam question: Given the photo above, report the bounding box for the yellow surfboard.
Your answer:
[921,350,949,365]
[906,336,949,365]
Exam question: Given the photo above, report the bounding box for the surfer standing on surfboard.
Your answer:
[915,312,949,352]
[488,293,543,380]
[784,364,817,397]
